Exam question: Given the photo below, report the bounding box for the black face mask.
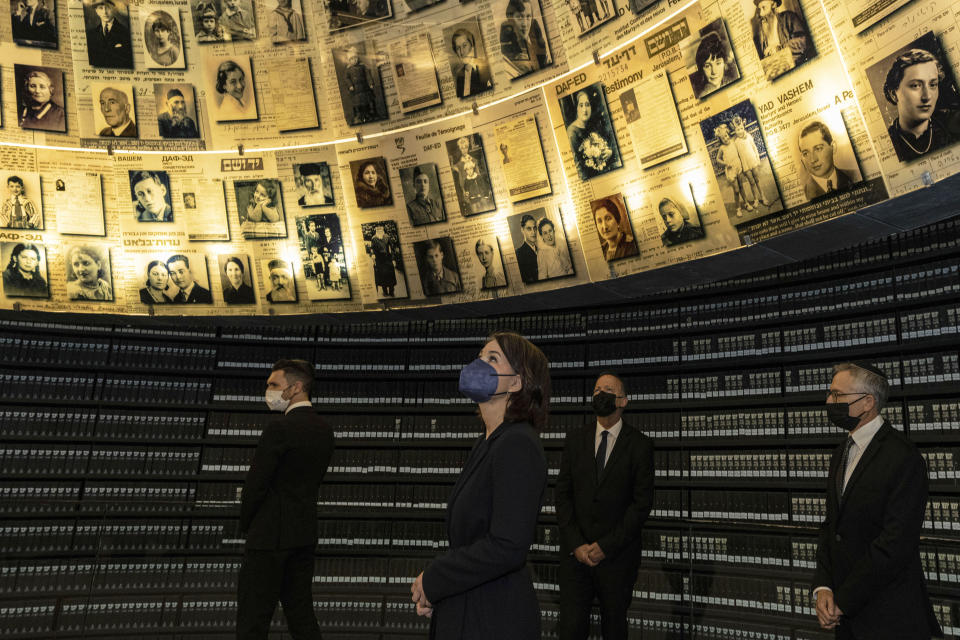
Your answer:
[592,391,619,417]
[825,395,868,431]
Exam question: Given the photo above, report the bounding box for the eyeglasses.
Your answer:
[825,390,867,402]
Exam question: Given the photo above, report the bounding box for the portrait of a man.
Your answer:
[414,237,462,296]
[83,0,133,69]
[444,18,492,98]
[795,118,862,202]
[745,0,814,80]
[294,163,334,207]
[11,0,57,48]
[263,258,298,303]
[155,84,200,138]
[166,253,213,303]
[399,163,445,226]
[209,56,258,122]
[129,170,174,223]
[15,65,66,133]
[218,0,255,40]
[95,84,137,137]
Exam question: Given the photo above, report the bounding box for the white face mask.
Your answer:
[265,386,291,412]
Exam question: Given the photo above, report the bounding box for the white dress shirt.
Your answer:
[595,418,623,467]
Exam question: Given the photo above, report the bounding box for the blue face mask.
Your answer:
[458,358,516,403]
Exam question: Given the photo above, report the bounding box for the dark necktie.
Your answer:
[13,200,23,224]
[174,291,187,303]
[836,437,854,498]
[827,179,834,192]
[596,430,608,478]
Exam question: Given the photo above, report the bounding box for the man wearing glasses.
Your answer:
[814,362,941,639]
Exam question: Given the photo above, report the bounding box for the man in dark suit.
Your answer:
[798,120,857,202]
[556,372,655,639]
[515,214,538,284]
[166,254,213,303]
[814,362,942,640]
[238,359,335,640]
[85,0,133,69]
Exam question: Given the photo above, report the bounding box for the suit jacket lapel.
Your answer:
[597,425,632,487]
[839,421,891,514]
[582,427,599,490]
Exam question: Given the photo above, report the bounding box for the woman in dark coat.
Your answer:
[370,225,396,297]
[354,161,392,208]
[412,330,549,639]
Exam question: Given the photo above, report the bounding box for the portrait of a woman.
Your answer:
[221,256,255,304]
[65,245,113,301]
[2,242,48,298]
[353,159,392,208]
[536,217,572,279]
[562,85,621,180]
[689,28,739,99]
[17,67,66,132]
[592,197,638,261]
[139,259,172,304]
[411,330,549,639]
[145,11,181,68]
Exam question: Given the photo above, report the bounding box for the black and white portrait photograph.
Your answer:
[350,157,393,208]
[15,64,66,133]
[142,7,184,69]
[792,114,863,203]
[1,241,48,299]
[445,134,495,216]
[217,0,256,40]
[234,179,286,239]
[154,84,200,139]
[207,56,258,122]
[865,31,960,164]
[591,194,639,261]
[686,18,740,99]
[92,83,137,138]
[508,207,574,283]
[652,187,705,248]
[261,258,298,303]
[327,0,392,32]
[414,237,462,296]
[473,236,507,290]
[333,43,389,126]
[182,192,196,209]
[699,99,783,225]
[362,221,408,299]
[742,0,815,81]
[64,244,113,302]
[495,0,552,80]
[0,172,43,230]
[562,0,615,37]
[218,254,256,304]
[136,253,212,304]
[11,0,57,48]
[619,89,639,124]
[559,82,622,180]
[192,1,225,41]
[83,0,133,68]
[296,213,351,300]
[399,163,445,226]
[444,18,493,98]
[268,0,305,42]
[129,170,173,223]
[294,162,334,207]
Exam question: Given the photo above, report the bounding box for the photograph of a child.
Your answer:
[234,179,286,238]
[686,18,740,99]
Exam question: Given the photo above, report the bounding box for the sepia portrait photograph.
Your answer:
[399,163,445,226]
[508,207,574,284]
[562,0,615,37]
[350,157,393,208]
[294,162,334,207]
[234,179,286,239]
[742,0,815,81]
[261,257,298,303]
[651,186,705,248]
[333,42,389,126]
[414,236,462,296]
[129,170,174,223]
[699,99,783,225]
[495,0,552,80]
[296,213,351,300]
[15,64,66,133]
[865,31,960,164]
[686,18,740,100]
[154,83,200,138]
[0,172,43,230]
[268,0,306,42]
[92,82,137,138]
[619,89,639,124]
[473,235,507,290]
[216,0,257,40]
[792,114,863,203]
[83,0,133,68]
[136,253,212,304]
[445,134,495,216]
[207,56,258,122]
[361,220,408,299]
[444,18,493,98]
[591,194,639,261]
[1,241,48,299]
[559,81,622,180]
[11,0,57,48]
[142,7,185,69]
[192,1,225,41]
[327,0,392,32]
[64,244,113,302]
[218,254,256,304]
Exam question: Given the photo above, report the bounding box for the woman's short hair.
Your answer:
[23,70,54,96]
[6,243,41,272]
[594,198,621,223]
[537,217,555,234]
[695,31,728,70]
[145,259,168,285]
[150,11,179,41]
[658,197,691,222]
[224,256,245,274]
[490,330,550,430]
[215,60,244,94]
[475,238,492,254]
[68,245,106,278]
[451,29,474,53]
[883,48,944,105]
